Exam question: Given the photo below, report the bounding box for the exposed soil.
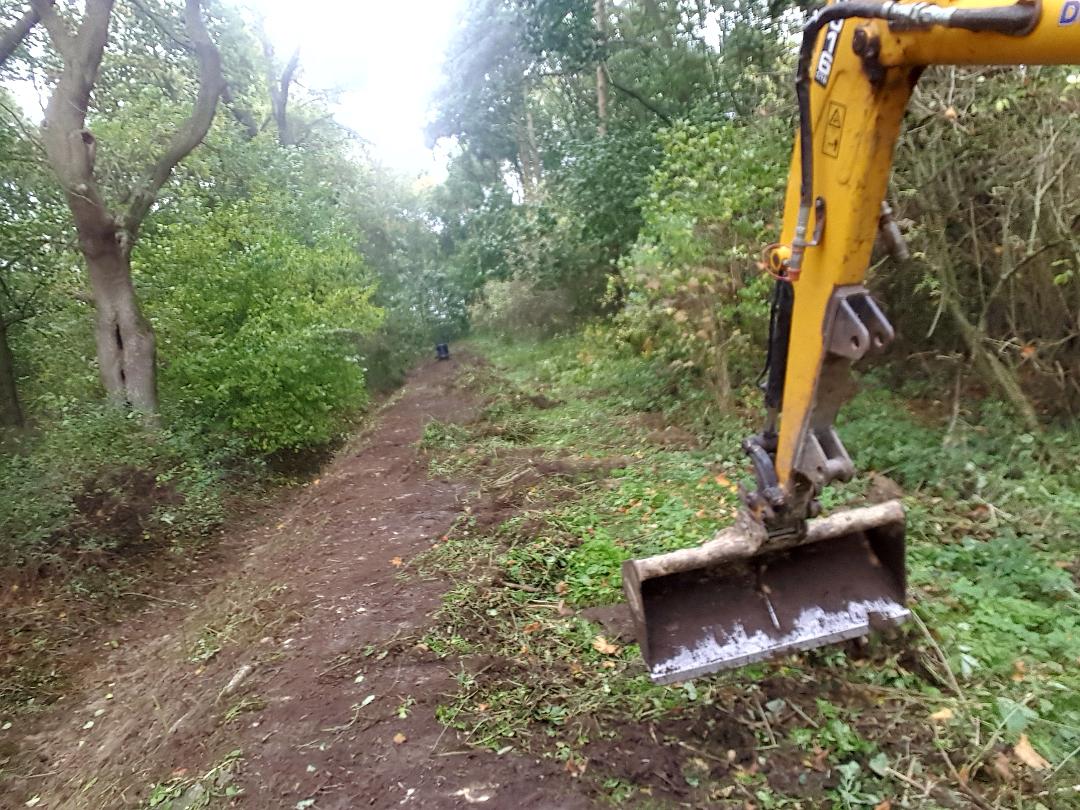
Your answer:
[0,352,955,810]
[72,466,184,551]
[628,413,701,451]
[0,354,595,810]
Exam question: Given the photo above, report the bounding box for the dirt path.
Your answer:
[2,355,591,810]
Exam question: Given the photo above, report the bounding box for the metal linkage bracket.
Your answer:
[794,286,894,490]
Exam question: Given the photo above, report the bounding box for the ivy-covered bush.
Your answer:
[615,117,790,407]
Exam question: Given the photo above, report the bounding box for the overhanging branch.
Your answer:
[129,0,194,53]
[122,0,224,242]
[603,66,673,126]
[0,4,42,68]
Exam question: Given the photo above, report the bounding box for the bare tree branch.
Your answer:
[290,113,334,147]
[129,0,194,53]
[0,4,41,68]
[122,0,224,242]
[0,95,46,155]
[28,0,71,59]
[221,80,259,140]
[603,66,673,126]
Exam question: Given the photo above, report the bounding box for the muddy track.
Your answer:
[1,355,593,810]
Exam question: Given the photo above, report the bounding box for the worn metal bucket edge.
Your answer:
[621,500,907,683]
[646,605,910,685]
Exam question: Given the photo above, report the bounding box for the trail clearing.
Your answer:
[3,344,1077,810]
[2,354,589,809]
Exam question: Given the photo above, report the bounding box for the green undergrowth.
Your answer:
[415,333,1080,808]
[0,404,244,569]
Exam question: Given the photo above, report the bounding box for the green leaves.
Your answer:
[613,116,789,408]
[997,697,1038,735]
[141,192,382,454]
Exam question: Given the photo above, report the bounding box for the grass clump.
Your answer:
[418,419,471,452]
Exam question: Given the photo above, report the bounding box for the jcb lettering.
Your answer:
[1062,0,1080,25]
[814,20,845,86]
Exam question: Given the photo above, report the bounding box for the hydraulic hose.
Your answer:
[788,0,1039,275]
[792,1,892,275]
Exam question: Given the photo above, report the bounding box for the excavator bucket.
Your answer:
[622,501,908,684]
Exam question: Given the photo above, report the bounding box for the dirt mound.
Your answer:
[72,465,182,551]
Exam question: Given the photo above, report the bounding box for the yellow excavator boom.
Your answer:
[624,0,1080,683]
[775,0,1079,505]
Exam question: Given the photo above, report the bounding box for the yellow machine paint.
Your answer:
[773,33,913,486]
[881,0,1080,65]
[776,0,1080,487]
[623,0,1080,683]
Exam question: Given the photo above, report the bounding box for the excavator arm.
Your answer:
[752,0,1076,536]
[624,0,1080,683]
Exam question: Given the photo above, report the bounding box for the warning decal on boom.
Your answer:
[822,102,846,158]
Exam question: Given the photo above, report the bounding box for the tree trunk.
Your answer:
[0,318,23,428]
[514,110,543,202]
[940,262,1041,431]
[40,110,161,413]
[524,108,541,195]
[32,0,158,410]
[84,238,158,413]
[595,0,608,136]
[32,0,221,416]
[262,36,300,146]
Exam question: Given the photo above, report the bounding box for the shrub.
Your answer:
[615,117,789,408]
[139,197,384,454]
[0,404,234,567]
[469,278,575,340]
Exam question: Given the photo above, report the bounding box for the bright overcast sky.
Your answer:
[254,0,466,178]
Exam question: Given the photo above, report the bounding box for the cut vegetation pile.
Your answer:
[411,335,1080,808]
